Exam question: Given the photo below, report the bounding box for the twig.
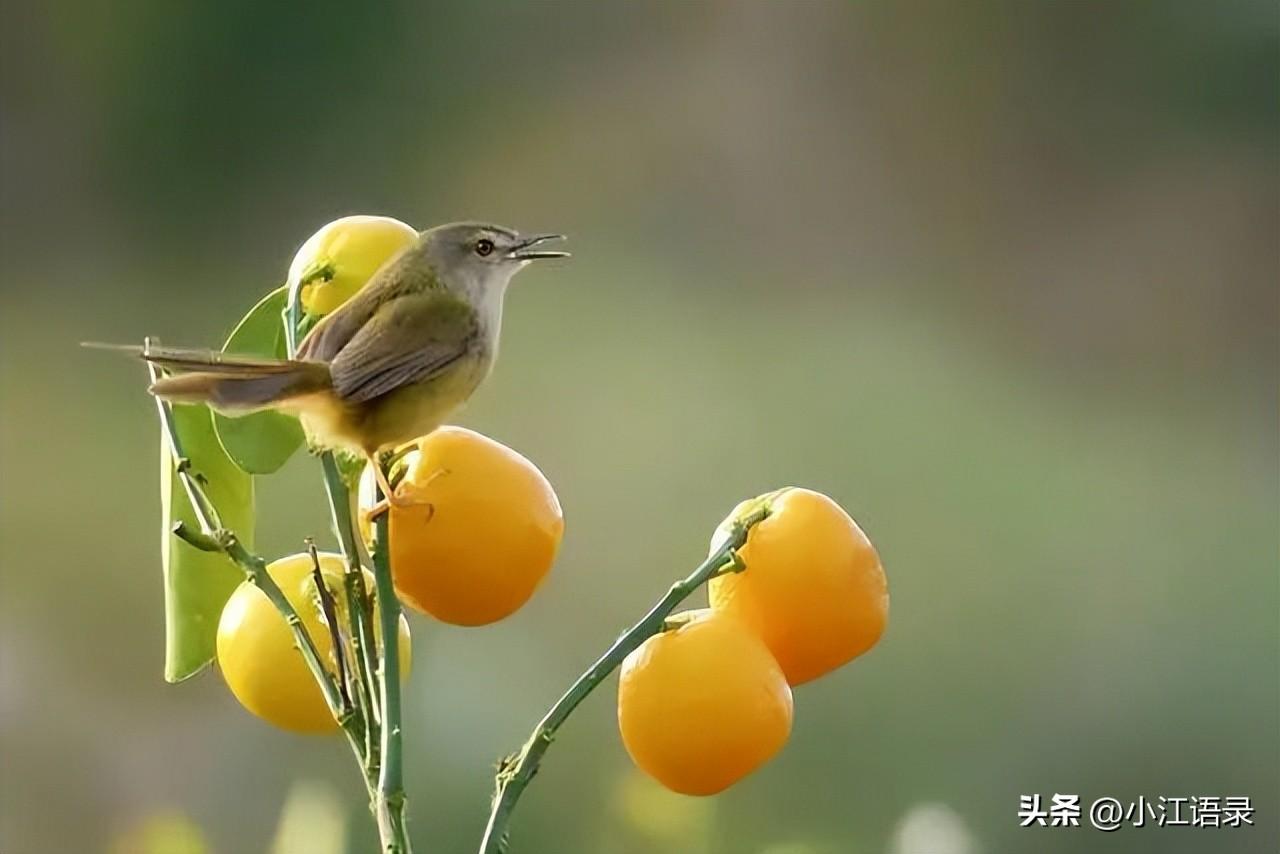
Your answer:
[322,452,383,731]
[478,504,772,854]
[308,539,353,716]
[371,493,413,853]
[282,292,302,358]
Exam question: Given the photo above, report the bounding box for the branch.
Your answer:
[371,496,413,853]
[322,452,383,737]
[478,504,771,854]
[308,540,353,717]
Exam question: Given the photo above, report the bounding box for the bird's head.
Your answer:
[420,222,567,304]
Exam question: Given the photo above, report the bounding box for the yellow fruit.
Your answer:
[216,552,411,733]
[287,215,417,316]
[708,488,887,686]
[359,426,563,626]
[617,609,793,796]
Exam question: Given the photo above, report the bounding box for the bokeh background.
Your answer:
[2,2,1277,853]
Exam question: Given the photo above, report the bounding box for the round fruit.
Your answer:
[708,488,887,686]
[617,609,793,796]
[216,552,411,733]
[287,215,418,316]
[358,426,563,626]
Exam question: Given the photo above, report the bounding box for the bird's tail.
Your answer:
[84,342,332,412]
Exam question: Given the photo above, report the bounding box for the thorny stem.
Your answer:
[321,452,382,735]
[308,540,353,716]
[372,502,413,853]
[346,567,380,771]
[478,504,772,854]
[319,452,382,779]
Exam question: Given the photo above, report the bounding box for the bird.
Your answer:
[97,222,567,502]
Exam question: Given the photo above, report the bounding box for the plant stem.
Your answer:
[372,507,413,853]
[307,541,354,717]
[282,294,301,357]
[321,453,382,759]
[478,506,770,854]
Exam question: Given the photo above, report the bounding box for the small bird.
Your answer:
[105,222,566,501]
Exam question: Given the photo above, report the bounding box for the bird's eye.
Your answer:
[474,238,494,257]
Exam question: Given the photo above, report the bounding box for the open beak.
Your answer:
[508,233,569,260]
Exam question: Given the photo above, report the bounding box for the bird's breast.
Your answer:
[358,348,493,451]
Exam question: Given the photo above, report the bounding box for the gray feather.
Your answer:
[329,292,479,403]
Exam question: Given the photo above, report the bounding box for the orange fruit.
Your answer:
[707,488,888,686]
[359,426,563,626]
[617,609,793,796]
[216,552,411,733]
[287,215,417,316]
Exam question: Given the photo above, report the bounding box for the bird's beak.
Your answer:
[508,233,569,260]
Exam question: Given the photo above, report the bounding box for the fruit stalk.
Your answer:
[282,294,302,357]
[371,508,413,853]
[477,504,771,854]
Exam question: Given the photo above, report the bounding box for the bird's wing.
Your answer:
[295,248,438,362]
[295,283,386,363]
[328,291,480,404]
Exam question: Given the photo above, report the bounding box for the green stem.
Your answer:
[478,506,770,854]
[321,453,382,766]
[282,293,302,357]
[307,541,355,718]
[372,509,413,853]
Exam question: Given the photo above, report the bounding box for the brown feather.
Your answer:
[149,362,331,412]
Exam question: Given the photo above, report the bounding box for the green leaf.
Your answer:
[163,404,255,682]
[213,286,306,474]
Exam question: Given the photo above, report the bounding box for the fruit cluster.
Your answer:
[217,426,563,732]
[618,488,888,795]
[209,215,889,806]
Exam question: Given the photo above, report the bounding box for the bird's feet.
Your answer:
[362,488,434,515]
[363,452,434,525]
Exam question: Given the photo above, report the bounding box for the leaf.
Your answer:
[213,286,306,474]
[163,403,255,682]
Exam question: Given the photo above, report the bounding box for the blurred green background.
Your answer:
[1,2,1276,853]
